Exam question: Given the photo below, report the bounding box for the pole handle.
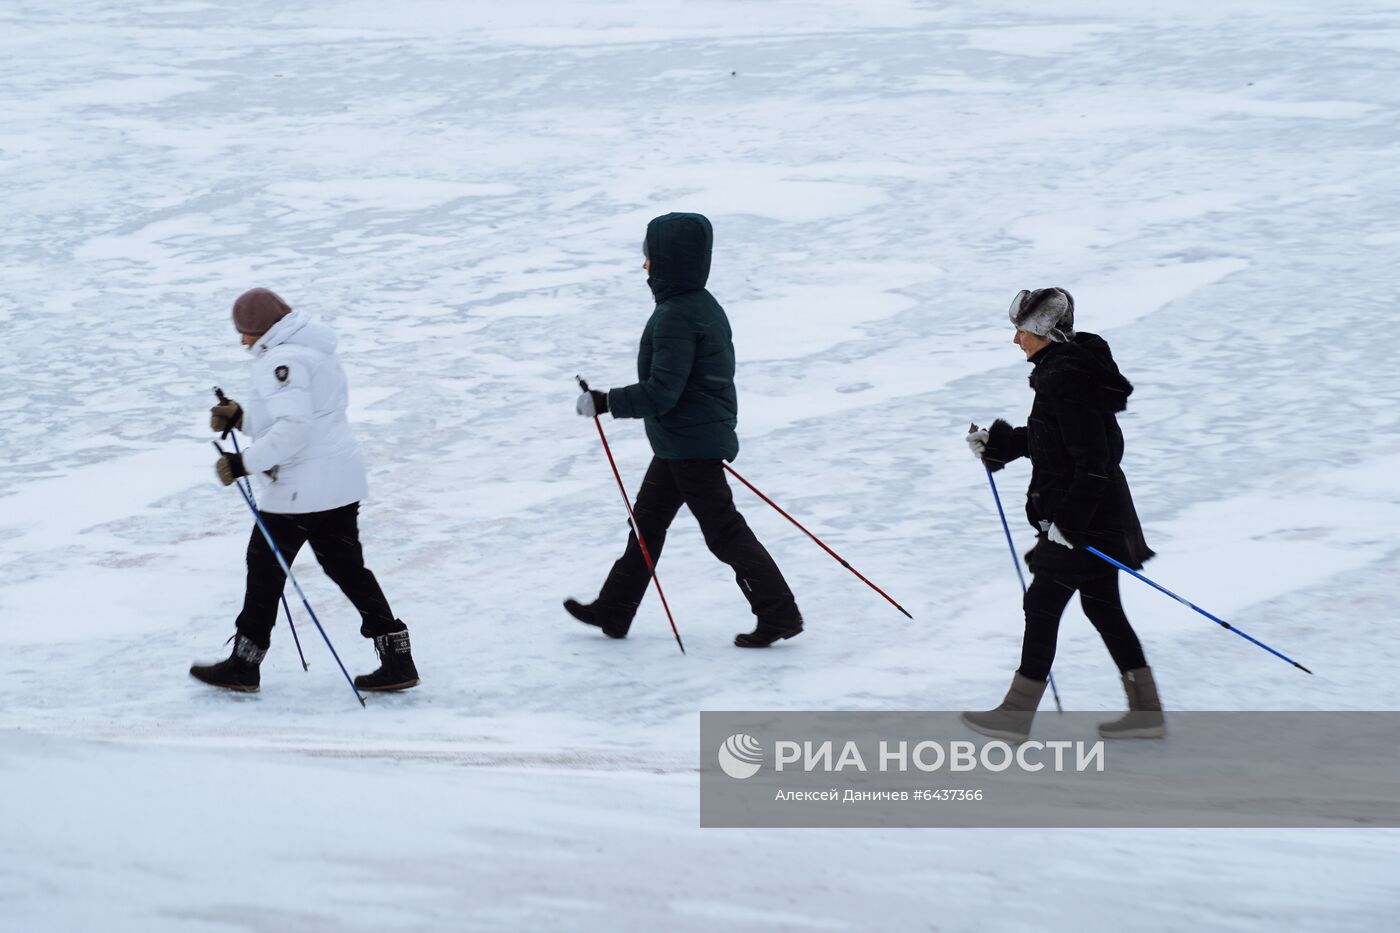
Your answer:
[210,383,235,437]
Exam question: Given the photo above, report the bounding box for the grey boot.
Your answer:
[960,673,1048,743]
[1098,667,1166,739]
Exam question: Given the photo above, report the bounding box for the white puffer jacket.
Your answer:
[239,311,369,515]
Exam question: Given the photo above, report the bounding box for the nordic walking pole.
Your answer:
[1085,545,1313,674]
[577,378,685,654]
[213,442,366,706]
[721,462,913,621]
[213,387,308,672]
[972,424,1062,713]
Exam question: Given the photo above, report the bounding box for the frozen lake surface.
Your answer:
[2,1,1398,930]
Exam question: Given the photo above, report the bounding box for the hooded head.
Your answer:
[644,212,713,301]
[233,287,292,336]
[1008,287,1075,343]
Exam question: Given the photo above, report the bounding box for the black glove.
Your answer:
[210,399,243,436]
[575,389,609,417]
[215,452,249,486]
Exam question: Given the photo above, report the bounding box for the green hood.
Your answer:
[645,212,712,302]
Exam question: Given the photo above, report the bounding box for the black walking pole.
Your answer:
[214,387,308,671]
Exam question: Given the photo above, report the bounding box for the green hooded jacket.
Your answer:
[606,212,740,461]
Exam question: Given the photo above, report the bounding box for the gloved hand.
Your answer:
[576,389,609,417]
[1039,520,1074,548]
[210,399,243,435]
[215,452,249,487]
[966,426,989,460]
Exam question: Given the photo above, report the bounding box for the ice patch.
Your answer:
[1073,258,1250,331]
[267,178,519,213]
[962,23,1126,56]
[0,446,210,554]
[730,284,915,361]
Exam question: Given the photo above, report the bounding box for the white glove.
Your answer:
[1041,522,1073,548]
[966,427,989,460]
[576,389,611,418]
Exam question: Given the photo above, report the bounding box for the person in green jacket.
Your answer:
[567,212,804,647]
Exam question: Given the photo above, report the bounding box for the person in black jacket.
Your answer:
[567,212,804,648]
[961,288,1164,741]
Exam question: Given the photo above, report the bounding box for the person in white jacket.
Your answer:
[190,288,419,694]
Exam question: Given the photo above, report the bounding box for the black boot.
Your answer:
[354,626,419,692]
[190,634,265,692]
[564,598,628,639]
[734,617,804,648]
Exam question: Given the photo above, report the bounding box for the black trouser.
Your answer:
[1018,569,1147,682]
[595,457,801,632]
[235,502,399,649]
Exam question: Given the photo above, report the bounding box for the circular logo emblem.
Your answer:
[717,733,764,780]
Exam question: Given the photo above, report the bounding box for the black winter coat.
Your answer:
[607,213,740,461]
[983,332,1154,576]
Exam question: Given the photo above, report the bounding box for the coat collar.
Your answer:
[1028,342,1059,367]
[253,310,306,355]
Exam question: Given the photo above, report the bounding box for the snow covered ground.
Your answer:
[3,0,1400,929]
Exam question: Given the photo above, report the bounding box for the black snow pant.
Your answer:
[594,457,801,634]
[1017,569,1148,682]
[235,502,400,650]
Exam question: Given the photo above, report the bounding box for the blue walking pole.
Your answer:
[973,424,1063,713]
[1084,546,1313,674]
[213,441,366,706]
[214,387,308,671]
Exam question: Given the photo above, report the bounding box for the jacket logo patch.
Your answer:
[275,365,289,383]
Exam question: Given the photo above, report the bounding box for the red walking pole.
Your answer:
[577,378,685,654]
[721,463,913,620]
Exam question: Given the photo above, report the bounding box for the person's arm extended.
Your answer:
[607,309,697,420]
[981,418,1028,472]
